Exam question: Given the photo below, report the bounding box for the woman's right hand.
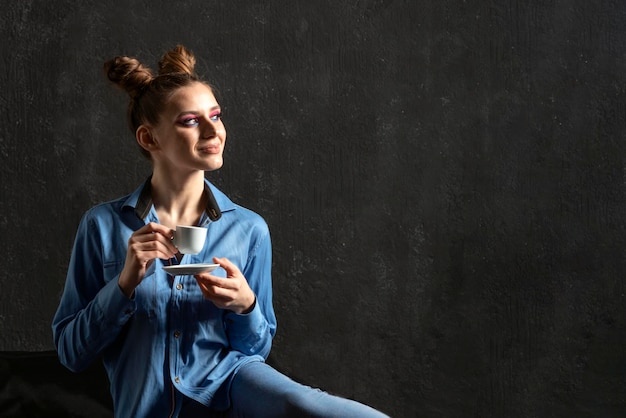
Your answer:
[118,222,178,298]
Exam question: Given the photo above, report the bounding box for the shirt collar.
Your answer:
[124,177,234,223]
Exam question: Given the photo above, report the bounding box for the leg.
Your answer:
[227,361,389,418]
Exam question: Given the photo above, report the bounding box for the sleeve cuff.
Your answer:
[224,300,265,337]
[95,278,137,327]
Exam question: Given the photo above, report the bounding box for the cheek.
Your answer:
[217,121,226,139]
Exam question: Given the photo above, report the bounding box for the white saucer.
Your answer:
[162,263,219,276]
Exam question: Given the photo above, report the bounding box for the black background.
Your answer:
[1,1,626,417]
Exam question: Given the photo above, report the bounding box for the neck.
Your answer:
[150,169,207,228]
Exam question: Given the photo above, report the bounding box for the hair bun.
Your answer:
[104,56,154,99]
[158,45,197,76]
[103,45,205,154]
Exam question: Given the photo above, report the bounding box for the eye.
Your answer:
[178,116,199,127]
[209,111,222,122]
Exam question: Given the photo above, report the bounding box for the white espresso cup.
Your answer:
[172,225,207,254]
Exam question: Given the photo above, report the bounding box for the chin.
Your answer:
[204,158,223,171]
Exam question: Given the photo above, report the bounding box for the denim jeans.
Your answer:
[178,361,389,417]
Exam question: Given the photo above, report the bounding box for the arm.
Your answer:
[52,214,177,372]
[52,213,135,372]
[195,231,276,358]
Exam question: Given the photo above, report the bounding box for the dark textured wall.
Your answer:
[1,1,626,417]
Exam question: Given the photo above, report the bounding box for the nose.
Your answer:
[201,119,217,139]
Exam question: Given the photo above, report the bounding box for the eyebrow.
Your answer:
[176,106,221,117]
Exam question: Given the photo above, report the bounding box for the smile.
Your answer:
[198,144,221,154]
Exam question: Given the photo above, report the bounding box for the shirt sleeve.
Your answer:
[52,211,136,372]
[224,227,276,359]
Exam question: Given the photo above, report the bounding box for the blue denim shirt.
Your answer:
[52,178,276,416]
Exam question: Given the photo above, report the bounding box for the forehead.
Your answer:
[165,82,218,112]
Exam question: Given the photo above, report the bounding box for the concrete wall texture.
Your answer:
[1,1,626,416]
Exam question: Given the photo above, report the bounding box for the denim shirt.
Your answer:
[52,178,276,416]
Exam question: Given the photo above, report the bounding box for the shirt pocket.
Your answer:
[102,260,124,285]
[133,265,169,320]
[103,260,163,320]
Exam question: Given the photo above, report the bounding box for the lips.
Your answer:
[198,142,221,154]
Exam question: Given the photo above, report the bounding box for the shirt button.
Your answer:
[175,377,180,384]
[174,330,181,338]
[176,283,183,290]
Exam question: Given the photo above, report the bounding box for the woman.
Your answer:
[52,45,388,417]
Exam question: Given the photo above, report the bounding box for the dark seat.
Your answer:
[0,351,112,417]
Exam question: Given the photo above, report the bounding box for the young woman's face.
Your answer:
[147,82,226,173]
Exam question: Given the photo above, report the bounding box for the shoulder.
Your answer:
[208,181,267,225]
[82,180,149,222]
[223,201,269,235]
[207,182,269,236]
[82,195,128,219]
[233,203,269,232]
[78,194,134,231]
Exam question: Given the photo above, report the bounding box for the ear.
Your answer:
[136,125,158,152]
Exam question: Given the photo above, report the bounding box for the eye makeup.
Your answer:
[177,114,200,127]
[208,109,222,122]
[175,108,222,126]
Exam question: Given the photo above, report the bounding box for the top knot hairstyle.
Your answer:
[104,45,208,158]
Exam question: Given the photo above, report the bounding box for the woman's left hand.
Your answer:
[194,257,256,314]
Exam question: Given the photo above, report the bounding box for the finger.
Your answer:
[195,279,229,302]
[196,281,237,305]
[154,232,177,255]
[194,274,254,312]
[195,273,232,290]
[133,223,175,245]
[129,238,177,261]
[131,228,177,256]
[142,222,174,237]
[212,257,241,277]
[196,279,212,295]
